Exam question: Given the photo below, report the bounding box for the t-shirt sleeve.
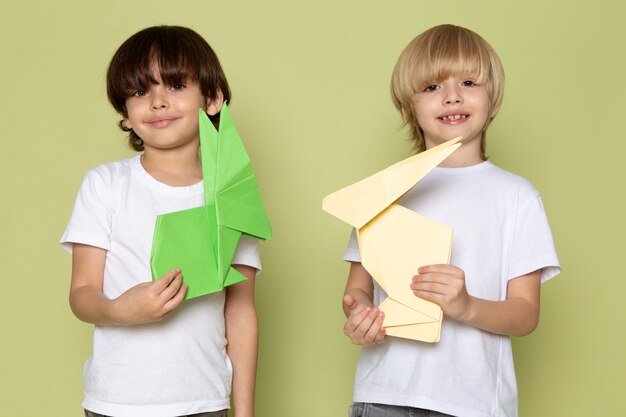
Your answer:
[232,235,263,272]
[508,193,561,283]
[342,228,361,263]
[59,169,112,253]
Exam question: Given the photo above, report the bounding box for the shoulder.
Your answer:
[81,156,139,189]
[482,162,541,204]
[84,156,138,183]
[78,156,140,203]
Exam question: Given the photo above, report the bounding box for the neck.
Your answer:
[438,149,485,168]
[141,142,203,186]
[426,136,485,168]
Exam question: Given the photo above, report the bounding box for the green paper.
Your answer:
[150,103,272,299]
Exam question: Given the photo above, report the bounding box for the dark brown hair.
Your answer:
[106,25,231,151]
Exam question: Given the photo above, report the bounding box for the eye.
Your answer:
[424,84,440,92]
[131,89,147,97]
[462,80,477,87]
[171,83,186,91]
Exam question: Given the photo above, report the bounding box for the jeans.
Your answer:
[84,409,228,417]
[349,403,454,417]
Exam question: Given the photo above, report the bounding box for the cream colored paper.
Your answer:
[323,137,461,342]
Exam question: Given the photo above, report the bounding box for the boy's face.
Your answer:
[412,75,496,157]
[123,72,222,154]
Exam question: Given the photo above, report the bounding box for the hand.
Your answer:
[410,264,471,322]
[342,293,386,346]
[111,268,187,325]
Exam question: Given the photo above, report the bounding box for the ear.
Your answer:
[205,90,224,116]
[400,98,416,123]
[400,108,409,122]
[489,102,502,119]
[122,117,132,130]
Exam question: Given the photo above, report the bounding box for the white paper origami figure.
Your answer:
[323,137,462,342]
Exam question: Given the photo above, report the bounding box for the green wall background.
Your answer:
[1,0,624,415]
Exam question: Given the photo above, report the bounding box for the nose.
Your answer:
[444,86,463,105]
[150,89,169,110]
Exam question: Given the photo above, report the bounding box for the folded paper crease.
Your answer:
[323,137,461,342]
[150,103,271,299]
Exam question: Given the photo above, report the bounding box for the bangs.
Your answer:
[409,31,490,92]
[390,24,505,154]
[116,41,199,96]
[107,26,230,117]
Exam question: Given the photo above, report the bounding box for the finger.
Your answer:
[344,306,372,334]
[163,283,188,313]
[412,281,448,296]
[344,306,371,335]
[412,273,449,286]
[373,324,387,344]
[417,264,454,274]
[414,289,434,302]
[154,268,181,291]
[411,278,444,291]
[164,272,185,298]
[413,287,447,307]
[353,307,379,338]
[363,310,384,343]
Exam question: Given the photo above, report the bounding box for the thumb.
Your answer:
[343,293,359,312]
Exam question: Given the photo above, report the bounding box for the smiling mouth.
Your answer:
[148,117,178,127]
[439,114,468,121]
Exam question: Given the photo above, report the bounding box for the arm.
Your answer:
[411,264,541,336]
[342,262,386,346]
[225,264,258,417]
[69,243,187,326]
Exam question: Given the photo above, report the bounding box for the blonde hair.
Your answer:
[391,24,505,156]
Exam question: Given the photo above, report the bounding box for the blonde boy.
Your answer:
[342,24,560,417]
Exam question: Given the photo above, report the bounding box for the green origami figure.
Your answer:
[149,103,272,299]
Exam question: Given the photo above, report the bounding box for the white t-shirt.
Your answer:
[60,155,262,417]
[343,161,560,417]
